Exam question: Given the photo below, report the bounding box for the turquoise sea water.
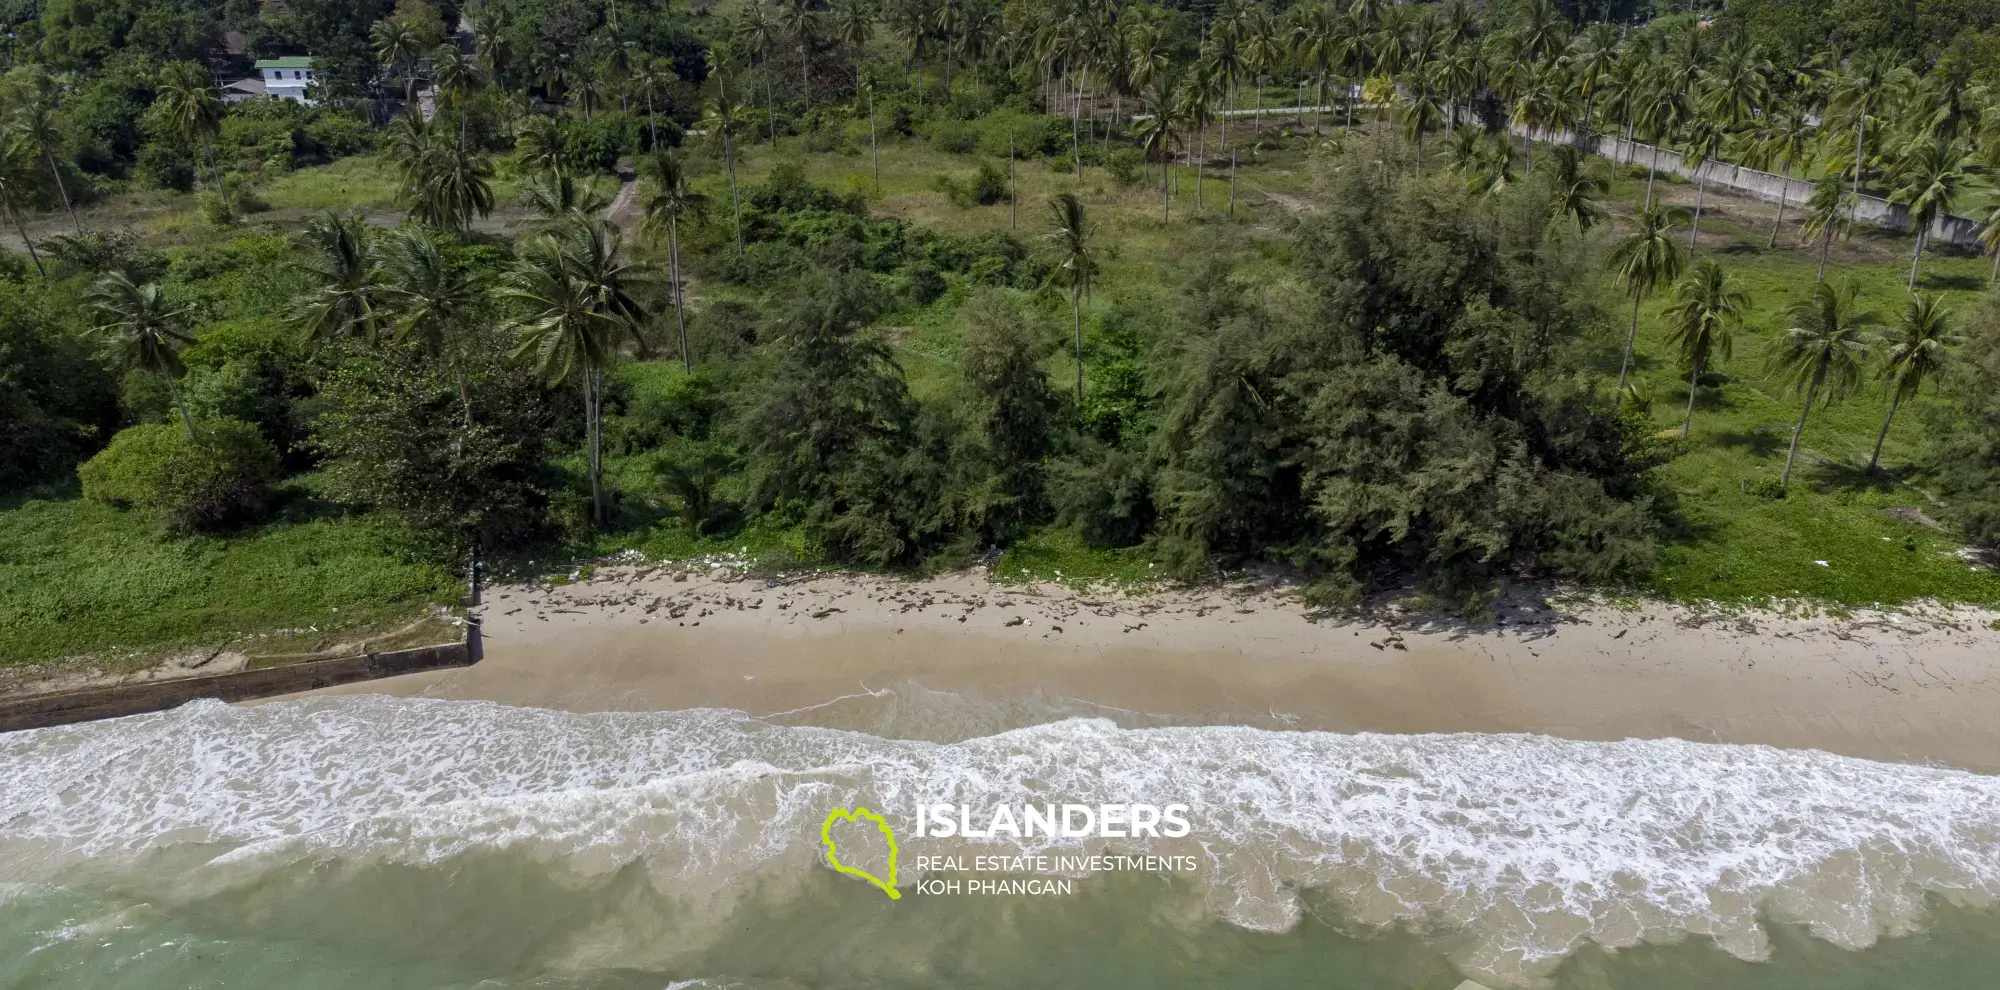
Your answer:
[4,695,1998,989]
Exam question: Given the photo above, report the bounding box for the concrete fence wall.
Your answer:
[1518,121,1987,249]
[0,635,476,733]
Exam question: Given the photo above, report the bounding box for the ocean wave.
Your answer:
[4,696,2000,984]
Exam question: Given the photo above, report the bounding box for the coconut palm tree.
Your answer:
[1630,69,1683,211]
[156,61,227,211]
[626,55,670,151]
[1826,51,1903,231]
[372,17,421,101]
[87,272,197,442]
[1887,138,1980,291]
[1981,203,2000,284]
[1662,261,1746,437]
[1400,67,1448,173]
[1770,281,1880,487]
[295,212,383,346]
[1562,23,1619,139]
[1608,208,1689,400]
[779,0,821,104]
[1138,71,1180,221]
[1045,192,1091,403]
[1868,293,1961,472]
[432,44,483,152]
[505,217,651,525]
[699,93,746,257]
[1545,145,1608,229]
[10,100,79,234]
[412,142,495,234]
[638,149,709,371]
[1798,174,1849,284]
[522,168,612,228]
[0,152,44,277]
[380,225,483,425]
[1680,110,1726,251]
[1751,101,1813,248]
[1698,37,1770,132]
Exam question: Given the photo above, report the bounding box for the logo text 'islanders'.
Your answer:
[914,804,1191,839]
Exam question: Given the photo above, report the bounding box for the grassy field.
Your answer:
[3,113,1997,667]
[0,485,459,666]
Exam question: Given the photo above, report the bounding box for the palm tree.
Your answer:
[699,93,746,256]
[1545,145,1608,229]
[1138,72,1179,221]
[0,152,44,276]
[514,114,568,176]
[156,61,227,212]
[1045,192,1091,403]
[10,100,79,234]
[1630,69,1683,212]
[627,55,670,151]
[858,73,880,193]
[294,212,383,346]
[412,142,495,234]
[1798,174,1849,284]
[1661,261,1746,437]
[522,169,612,228]
[779,0,821,104]
[1400,68,1448,173]
[1697,39,1770,133]
[1887,138,1979,291]
[1770,281,1880,487]
[739,0,781,141]
[372,18,421,101]
[1981,203,2000,284]
[1608,208,1689,400]
[505,217,651,525]
[1826,51,1901,232]
[87,272,197,442]
[1680,111,1726,251]
[1868,293,1961,472]
[431,44,483,153]
[1751,102,1813,248]
[380,225,482,425]
[639,149,708,371]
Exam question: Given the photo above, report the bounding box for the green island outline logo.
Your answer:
[821,807,902,900]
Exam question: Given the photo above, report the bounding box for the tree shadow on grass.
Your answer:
[1711,428,1785,459]
[1802,459,1901,496]
[1919,272,1987,293]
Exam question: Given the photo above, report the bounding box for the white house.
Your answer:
[253,57,316,104]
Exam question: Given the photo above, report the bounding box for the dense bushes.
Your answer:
[0,285,119,489]
[79,419,280,531]
[1924,296,2000,548]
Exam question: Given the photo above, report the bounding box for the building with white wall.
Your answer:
[253,57,316,104]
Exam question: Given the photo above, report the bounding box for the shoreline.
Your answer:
[281,565,2000,772]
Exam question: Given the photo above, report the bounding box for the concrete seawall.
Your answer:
[0,634,476,732]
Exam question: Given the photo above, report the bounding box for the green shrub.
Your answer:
[304,112,375,158]
[973,160,1007,204]
[1107,147,1143,185]
[197,192,234,227]
[79,419,280,531]
[930,118,977,154]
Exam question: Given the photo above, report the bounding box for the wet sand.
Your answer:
[290,567,2000,771]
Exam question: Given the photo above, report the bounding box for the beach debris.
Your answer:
[1814,560,1831,567]
[1004,616,1024,627]
[811,608,844,619]
[1612,628,1626,639]
[1454,981,1496,990]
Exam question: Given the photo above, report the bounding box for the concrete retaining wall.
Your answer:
[1517,120,1987,248]
[0,636,474,733]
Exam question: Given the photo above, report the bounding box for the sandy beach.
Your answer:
[283,564,2000,772]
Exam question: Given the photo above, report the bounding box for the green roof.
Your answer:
[254,57,313,69]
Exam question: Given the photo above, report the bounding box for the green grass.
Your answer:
[991,527,1156,591]
[0,489,458,666]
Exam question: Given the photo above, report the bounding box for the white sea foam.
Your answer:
[4,696,2000,984]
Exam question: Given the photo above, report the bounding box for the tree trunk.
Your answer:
[1072,285,1084,403]
[726,132,743,256]
[1,187,43,277]
[1851,117,1865,229]
[165,372,198,445]
[587,366,605,525]
[203,135,229,211]
[1816,223,1832,283]
[1643,142,1660,211]
[1907,226,1925,291]
[44,147,79,235]
[1615,294,1642,399]
[646,92,659,150]
[1163,157,1170,221]
[870,101,880,192]
[1869,388,1903,472]
[1781,372,1822,487]
[1229,152,1237,215]
[1071,66,1084,179]
[1689,167,1706,250]
[1009,130,1017,230]
[1195,125,1205,210]
[1990,247,1999,284]
[671,214,689,371]
[1681,352,1703,438]
[1768,159,1789,249]
[455,363,473,429]
[767,75,777,144]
